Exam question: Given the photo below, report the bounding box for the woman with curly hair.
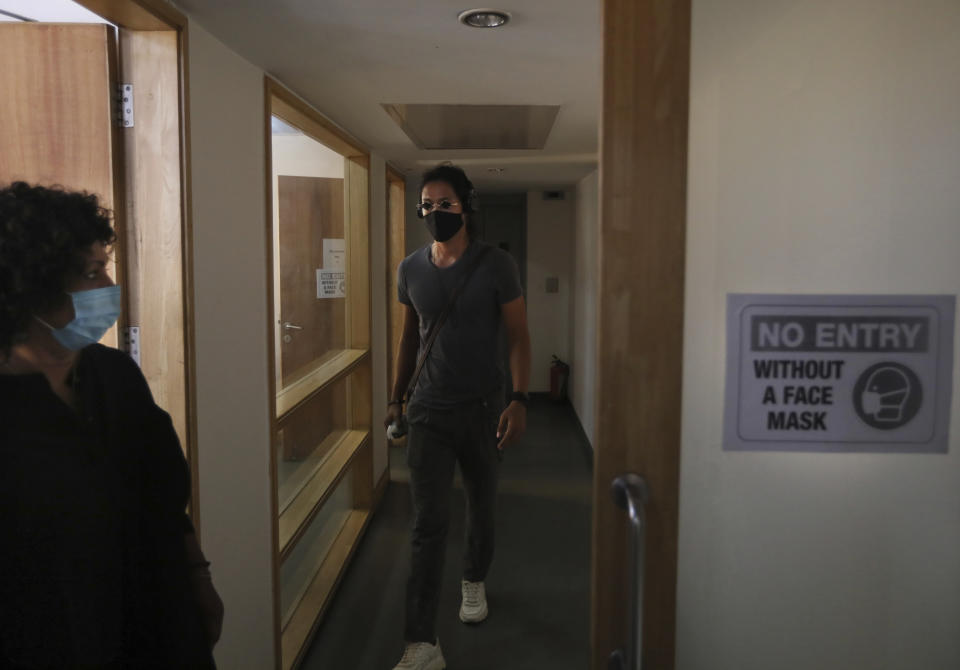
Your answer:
[0,182,222,669]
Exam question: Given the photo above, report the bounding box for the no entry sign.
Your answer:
[724,295,955,452]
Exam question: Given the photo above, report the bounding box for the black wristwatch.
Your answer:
[509,391,530,407]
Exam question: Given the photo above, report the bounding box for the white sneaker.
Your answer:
[393,639,445,670]
[459,579,488,623]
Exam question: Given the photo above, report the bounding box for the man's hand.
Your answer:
[384,402,403,430]
[497,400,527,450]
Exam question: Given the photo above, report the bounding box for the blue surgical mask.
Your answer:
[35,285,122,351]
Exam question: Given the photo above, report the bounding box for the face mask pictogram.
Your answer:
[860,367,910,421]
[853,362,923,430]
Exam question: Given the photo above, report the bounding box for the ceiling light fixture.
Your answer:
[458,9,511,28]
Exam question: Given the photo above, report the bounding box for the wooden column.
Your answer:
[385,168,406,402]
[592,1,691,669]
[119,29,188,450]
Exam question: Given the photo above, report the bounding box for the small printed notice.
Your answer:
[317,238,346,299]
[723,294,955,453]
[317,268,345,299]
[323,238,345,270]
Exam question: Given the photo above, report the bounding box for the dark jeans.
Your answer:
[404,397,501,643]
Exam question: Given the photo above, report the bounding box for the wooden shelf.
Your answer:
[276,349,368,420]
[281,509,370,670]
[278,429,368,559]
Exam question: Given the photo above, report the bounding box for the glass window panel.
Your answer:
[268,90,372,666]
[272,117,349,390]
[276,374,349,512]
[279,467,353,627]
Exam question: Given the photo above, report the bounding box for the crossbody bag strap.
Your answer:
[404,245,492,403]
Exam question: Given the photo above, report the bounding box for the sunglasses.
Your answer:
[417,199,461,217]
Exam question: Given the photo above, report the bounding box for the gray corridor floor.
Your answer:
[299,397,593,670]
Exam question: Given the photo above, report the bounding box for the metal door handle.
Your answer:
[283,322,303,331]
[608,473,650,670]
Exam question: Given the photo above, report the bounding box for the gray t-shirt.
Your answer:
[398,240,522,408]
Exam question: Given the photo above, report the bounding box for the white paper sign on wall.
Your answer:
[724,294,955,453]
[317,268,345,299]
[317,238,346,299]
[323,238,345,270]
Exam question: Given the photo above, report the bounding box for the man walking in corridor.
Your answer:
[385,163,531,670]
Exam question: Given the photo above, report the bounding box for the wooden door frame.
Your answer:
[71,0,201,527]
[265,76,376,670]
[69,2,693,667]
[592,1,691,669]
[384,165,406,416]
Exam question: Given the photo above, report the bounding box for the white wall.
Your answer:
[272,134,344,181]
[188,22,276,670]
[572,170,599,445]
[526,191,575,392]
[678,2,960,669]
[188,19,391,668]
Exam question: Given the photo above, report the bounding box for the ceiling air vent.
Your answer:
[542,190,565,200]
[381,104,560,150]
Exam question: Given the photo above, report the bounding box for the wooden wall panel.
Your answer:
[350,361,373,509]
[348,360,371,432]
[0,24,116,197]
[0,23,120,350]
[592,1,691,669]
[352,440,374,511]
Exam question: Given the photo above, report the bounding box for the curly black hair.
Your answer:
[0,182,116,355]
[419,162,480,237]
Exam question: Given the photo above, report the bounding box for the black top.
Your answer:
[398,240,522,408]
[0,344,212,669]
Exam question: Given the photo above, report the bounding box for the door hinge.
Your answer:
[123,326,141,366]
[115,83,134,128]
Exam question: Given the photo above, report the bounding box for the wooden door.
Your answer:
[0,22,121,347]
[278,175,346,386]
[592,1,691,669]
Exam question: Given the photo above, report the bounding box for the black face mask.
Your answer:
[423,210,464,242]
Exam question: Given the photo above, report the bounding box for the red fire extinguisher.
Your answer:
[550,355,569,402]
